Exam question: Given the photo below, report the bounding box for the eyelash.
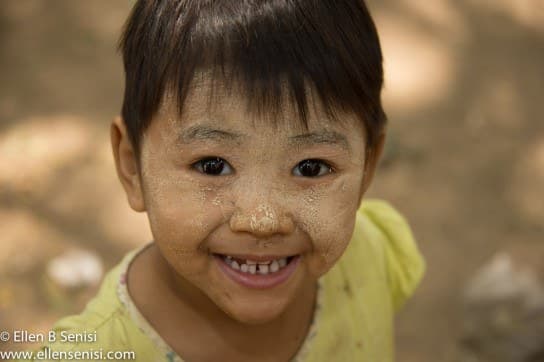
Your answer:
[191,157,335,178]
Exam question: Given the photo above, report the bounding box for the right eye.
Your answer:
[192,157,233,176]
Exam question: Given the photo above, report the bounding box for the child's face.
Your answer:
[118,80,379,324]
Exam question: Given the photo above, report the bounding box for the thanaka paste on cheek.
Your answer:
[140,114,218,276]
[296,173,363,278]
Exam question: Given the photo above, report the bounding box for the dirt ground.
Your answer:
[1,1,543,361]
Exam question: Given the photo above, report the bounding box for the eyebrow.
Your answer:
[178,124,246,144]
[288,130,351,153]
[178,124,350,152]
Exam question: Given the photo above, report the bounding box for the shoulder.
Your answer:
[355,199,426,311]
[30,248,163,361]
[307,200,424,360]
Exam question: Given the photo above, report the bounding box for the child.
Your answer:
[33,0,425,361]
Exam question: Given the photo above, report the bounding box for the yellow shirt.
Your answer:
[28,199,425,362]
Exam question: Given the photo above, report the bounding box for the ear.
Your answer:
[358,131,386,203]
[111,116,146,212]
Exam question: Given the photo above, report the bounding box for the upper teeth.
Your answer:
[222,255,289,275]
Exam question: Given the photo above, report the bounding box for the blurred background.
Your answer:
[1,1,543,361]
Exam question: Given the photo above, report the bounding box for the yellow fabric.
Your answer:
[26,199,425,362]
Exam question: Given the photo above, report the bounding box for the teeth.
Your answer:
[222,255,292,274]
[258,264,269,274]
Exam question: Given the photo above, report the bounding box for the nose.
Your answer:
[228,187,295,238]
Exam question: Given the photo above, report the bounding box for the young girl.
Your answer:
[32,1,425,361]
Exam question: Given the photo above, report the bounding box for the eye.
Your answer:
[292,159,333,178]
[192,157,233,176]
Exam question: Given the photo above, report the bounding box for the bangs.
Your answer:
[120,0,386,153]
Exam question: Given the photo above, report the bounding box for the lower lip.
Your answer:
[214,255,300,289]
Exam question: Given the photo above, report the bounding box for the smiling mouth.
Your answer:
[213,252,300,289]
[213,253,297,275]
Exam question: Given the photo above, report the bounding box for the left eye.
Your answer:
[292,159,333,178]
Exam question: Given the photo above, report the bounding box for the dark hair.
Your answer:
[119,0,386,157]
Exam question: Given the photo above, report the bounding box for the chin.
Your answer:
[222,297,290,325]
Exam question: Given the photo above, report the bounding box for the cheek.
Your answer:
[140,163,226,276]
[297,177,361,277]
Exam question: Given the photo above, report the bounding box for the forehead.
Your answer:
[156,76,366,144]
